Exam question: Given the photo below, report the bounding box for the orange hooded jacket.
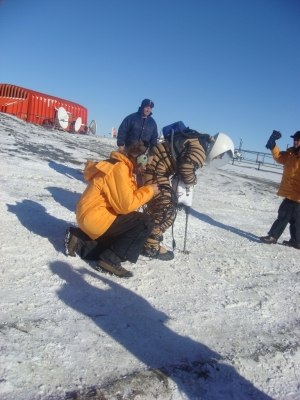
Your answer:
[272,145,300,203]
[76,151,154,239]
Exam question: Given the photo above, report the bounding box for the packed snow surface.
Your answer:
[0,113,299,400]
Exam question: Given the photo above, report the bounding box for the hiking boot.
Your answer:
[97,249,133,278]
[65,227,78,256]
[260,235,277,244]
[141,246,174,261]
[282,240,300,249]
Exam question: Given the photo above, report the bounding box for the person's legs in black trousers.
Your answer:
[65,226,98,257]
[97,212,154,277]
[268,198,294,239]
[65,212,154,276]
[286,202,300,248]
[98,211,155,263]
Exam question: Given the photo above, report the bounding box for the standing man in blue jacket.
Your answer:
[117,99,158,153]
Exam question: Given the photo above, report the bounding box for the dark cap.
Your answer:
[141,99,154,108]
[290,131,300,139]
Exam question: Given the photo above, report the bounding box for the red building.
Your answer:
[0,84,88,132]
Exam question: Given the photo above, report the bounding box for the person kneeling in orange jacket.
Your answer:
[65,141,159,278]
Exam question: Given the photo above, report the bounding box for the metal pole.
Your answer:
[183,206,190,254]
[239,138,243,151]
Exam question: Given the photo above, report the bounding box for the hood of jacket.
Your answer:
[83,151,133,182]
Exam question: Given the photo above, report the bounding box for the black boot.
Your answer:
[260,235,277,244]
[97,249,133,278]
[282,240,300,249]
[141,246,174,261]
[65,227,79,256]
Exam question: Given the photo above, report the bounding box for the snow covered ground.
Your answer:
[0,112,299,400]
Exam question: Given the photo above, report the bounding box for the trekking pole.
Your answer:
[183,206,190,254]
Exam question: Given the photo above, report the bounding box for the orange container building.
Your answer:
[0,83,88,132]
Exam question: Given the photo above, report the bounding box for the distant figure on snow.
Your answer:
[260,130,300,249]
[117,99,158,185]
[117,98,158,153]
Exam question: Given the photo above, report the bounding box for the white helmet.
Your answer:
[205,132,234,168]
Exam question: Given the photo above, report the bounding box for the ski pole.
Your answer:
[183,206,190,254]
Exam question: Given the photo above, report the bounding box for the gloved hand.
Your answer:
[265,130,282,150]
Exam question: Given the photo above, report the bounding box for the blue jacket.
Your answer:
[117,109,158,149]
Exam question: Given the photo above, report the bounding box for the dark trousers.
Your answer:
[77,212,154,263]
[269,198,300,243]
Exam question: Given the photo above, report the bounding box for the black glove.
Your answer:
[265,130,282,150]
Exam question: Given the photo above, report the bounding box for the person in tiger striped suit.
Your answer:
[141,123,210,260]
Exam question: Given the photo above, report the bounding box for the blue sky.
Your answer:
[1,0,299,152]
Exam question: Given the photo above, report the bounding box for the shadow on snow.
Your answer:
[46,186,81,213]
[50,261,272,400]
[48,160,86,183]
[7,199,69,252]
[190,208,260,242]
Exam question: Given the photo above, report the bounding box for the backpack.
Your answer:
[162,121,212,159]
